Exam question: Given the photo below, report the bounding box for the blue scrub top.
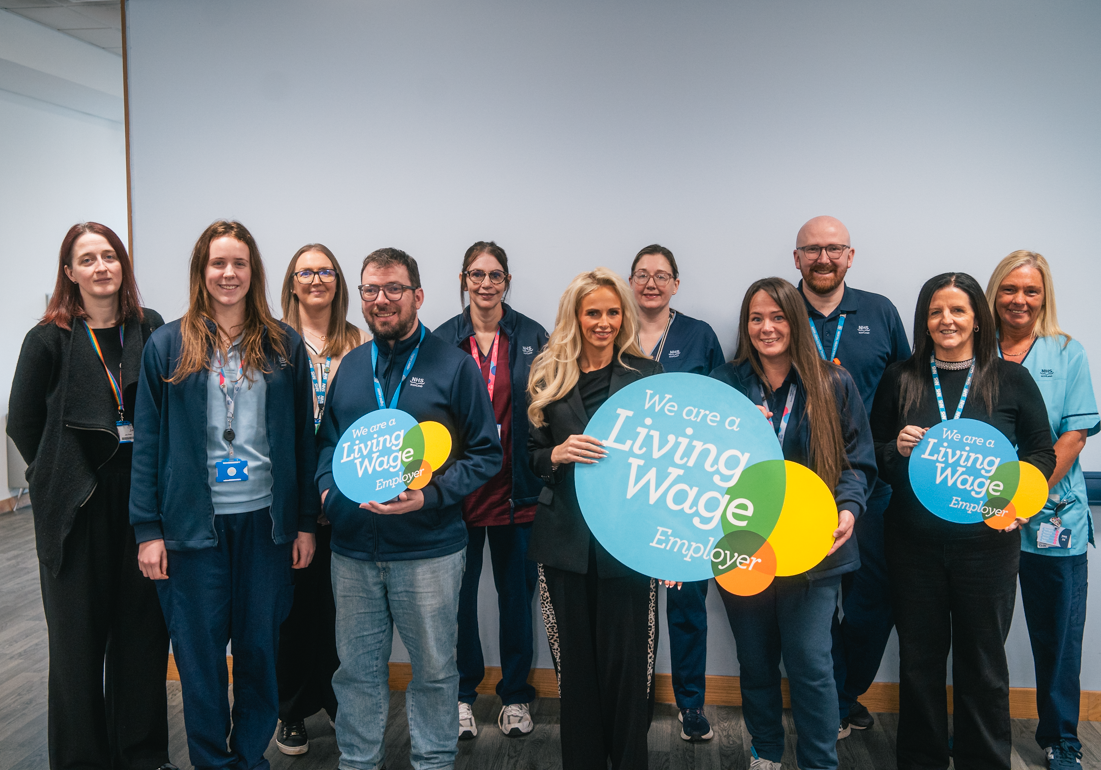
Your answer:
[799,282,911,416]
[643,310,725,375]
[1011,335,1100,556]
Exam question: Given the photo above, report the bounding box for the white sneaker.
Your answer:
[498,702,534,736]
[458,701,477,740]
[749,748,781,770]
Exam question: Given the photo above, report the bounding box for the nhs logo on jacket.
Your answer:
[409,376,426,388]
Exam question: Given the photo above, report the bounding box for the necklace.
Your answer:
[934,357,975,371]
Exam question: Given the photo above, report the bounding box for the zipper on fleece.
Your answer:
[65,423,120,507]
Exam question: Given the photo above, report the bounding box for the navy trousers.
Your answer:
[719,575,842,770]
[1019,550,1088,752]
[665,579,709,709]
[156,510,294,770]
[457,522,538,705]
[831,482,894,715]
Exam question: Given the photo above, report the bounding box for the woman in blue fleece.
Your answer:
[710,277,876,770]
[130,220,319,770]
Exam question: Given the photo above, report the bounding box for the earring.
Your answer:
[974,326,979,332]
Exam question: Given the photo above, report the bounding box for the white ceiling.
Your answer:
[0,0,121,56]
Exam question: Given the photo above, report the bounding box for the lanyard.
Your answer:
[809,314,846,363]
[84,321,125,420]
[929,355,975,421]
[760,380,798,447]
[372,325,425,410]
[307,355,331,426]
[640,309,677,361]
[470,328,501,402]
[214,345,246,457]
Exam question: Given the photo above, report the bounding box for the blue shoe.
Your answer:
[1047,739,1083,769]
[679,707,714,741]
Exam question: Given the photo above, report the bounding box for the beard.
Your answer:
[804,263,847,295]
[365,303,418,341]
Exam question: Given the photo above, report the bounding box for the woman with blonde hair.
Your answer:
[526,268,661,770]
[273,243,368,753]
[986,251,1098,769]
[130,220,319,769]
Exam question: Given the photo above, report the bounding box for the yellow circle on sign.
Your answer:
[1010,461,1049,520]
[418,421,452,470]
[768,461,838,577]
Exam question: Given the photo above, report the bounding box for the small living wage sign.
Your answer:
[907,417,1047,529]
[332,408,452,505]
[574,373,839,596]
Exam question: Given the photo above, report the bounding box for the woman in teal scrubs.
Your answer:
[986,251,1099,770]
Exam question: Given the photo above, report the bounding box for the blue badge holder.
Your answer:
[215,458,249,483]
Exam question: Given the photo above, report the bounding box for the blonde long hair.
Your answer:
[985,250,1070,345]
[280,243,363,358]
[527,268,645,427]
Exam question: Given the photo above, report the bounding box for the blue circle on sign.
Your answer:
[332,408,420,504]
[907,417,1017,524]
[575,373,783,582]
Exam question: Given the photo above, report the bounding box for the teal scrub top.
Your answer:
[1012,335,1100,556]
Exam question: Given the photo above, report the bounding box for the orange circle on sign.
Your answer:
[405,461,433,490]
[715,540,777,597]
[982,499,1018,531]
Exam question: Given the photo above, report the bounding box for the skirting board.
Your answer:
[167,656,1101,721]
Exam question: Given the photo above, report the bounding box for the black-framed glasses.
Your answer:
[358,283,416,301]
[797,244,850,260]
[630,270,674,287]
[295,268,337,284]
[464,269,507,285]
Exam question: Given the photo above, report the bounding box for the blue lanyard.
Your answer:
[929,355,975,421]
[809,314,845,362]
[308,355,331,426]
[371,325,425,410]
[760,380,798,447]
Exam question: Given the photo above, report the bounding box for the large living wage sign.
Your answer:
[332,408,453,505]
[575,372,839,596]
[908,417,1047,529]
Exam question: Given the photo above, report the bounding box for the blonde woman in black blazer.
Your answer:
[527,268,662,770]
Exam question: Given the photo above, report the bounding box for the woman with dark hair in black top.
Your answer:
[871,272,1056,770]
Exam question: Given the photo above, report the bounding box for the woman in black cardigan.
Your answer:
[527,268,661,770]
[871,272,1056,770]
[6,223,172,770]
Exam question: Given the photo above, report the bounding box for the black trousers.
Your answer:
[276,522,339,722]
[887,528,1020,770]
[37,468,171,770]
[538,550,657,770]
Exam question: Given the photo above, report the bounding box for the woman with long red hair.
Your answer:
[7,222,173,770]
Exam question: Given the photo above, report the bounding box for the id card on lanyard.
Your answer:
[213,345,249,482]
[84,321,133,443]
[471,329,502,438]
[809,315,845,365]
[372,325,425,410]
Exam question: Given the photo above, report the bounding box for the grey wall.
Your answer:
[124,0,1101,688]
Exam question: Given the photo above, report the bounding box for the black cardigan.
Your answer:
[871,357,1057,542]
[526,354,662,578]
[7,309,164,575]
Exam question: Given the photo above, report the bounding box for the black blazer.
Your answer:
[527,353,662,578]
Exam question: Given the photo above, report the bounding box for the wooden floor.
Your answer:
[4,507,1101,769]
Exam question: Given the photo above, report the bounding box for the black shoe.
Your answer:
[276,720,309,755]
[846,702,874,730]
[678,707,714,741]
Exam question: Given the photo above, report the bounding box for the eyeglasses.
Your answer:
[295,268,337,284]
[464,269,507,285]
[358,283,416,302]
[797,244,850,260]
[630,270,674,287]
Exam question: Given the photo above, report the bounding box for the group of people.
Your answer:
[7,214,1096,770]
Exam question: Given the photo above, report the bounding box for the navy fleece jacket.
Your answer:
[316,321,503,562]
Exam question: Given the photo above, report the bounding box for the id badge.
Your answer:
[1037,522,1072,549]
[116,420,134,444]
[215,457,249,483]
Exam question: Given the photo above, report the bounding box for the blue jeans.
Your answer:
[155,509,293,770]
[831,482,894,715]
[666,579,709,709]
[331,549,465,770]
[719,575,841,770]
[1019,550,1088,751]
[457,522,537,705]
